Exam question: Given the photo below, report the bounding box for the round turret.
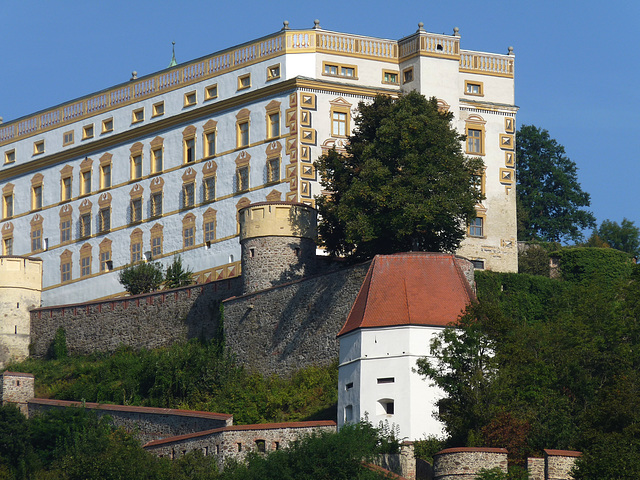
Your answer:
[0,256,43,368]
[239,202,317,294]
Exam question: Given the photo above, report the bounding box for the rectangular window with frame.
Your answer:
[152,148,163,174]
[61,219,71,243]
[332,111,347,137]
[469,217,484,237]
[31,228,42,252]
[268,112,280,138]
[3,194,13,218]
[152,101,165,117]
[237,166,249,192]
[81,256,91,277]
[3,237,12,255]
[267,64,280,80]
[267,157,279,183]
[205,132,216,157]
[82,124,94,140]
[403,68,414,84]
[152,236,162,258]
[151,192,162,217]
[33,140,45,155]
[101,164,111,189]
[205,84,218,100]
[238,121,249,147]
[184,91,197,107]
[323,62,357,79]
[80,213,91,238]
[63,131,74,146]
[131,198,142,223]
[467,128,483,154]
[132,108,144,123]
[101,118,113,133]
[132,154,143,179]
[237,74,251,90]
[204,220,215,242]
[32,185,43,210]
[98,207,110,233]
[183,183,195,209]
[183,227,194,248]
[62,176,72,201]
[81,171,92,195]
[4,150,15,164]
[185,138,195,163]
[383,70,399,84]
[131,242,141,263]
[61,261,71,282]
[465,80,484,96]
[100,250,111,272]
[203,177,215,202]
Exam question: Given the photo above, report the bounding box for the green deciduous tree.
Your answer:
[315,92,484,261]
[587,218,640,256]
[118,261,164,295]
[516,125,595,243]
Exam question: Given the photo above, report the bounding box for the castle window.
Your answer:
[100,163,111,189]
[81,255,91,277]
[249,247,255,258]
[152,101,164,117]
[255,440,266,453]
[132,108,144,123]
[204,132,216,157]
[268,112,280,139]
[267,64,280,80]
[82,124,94,140]
[98,207,111,233]
[237,443,242,452]
[79,213,91,238]
[62,175,72,201]
[203,208,216,243]
[31,226,42,252]
[152,147,163,174]
[377,377,395,384]
[151,224,163,258]
[332,111,347,137]
[3,237,13,255]
[377,399,394,415]
[469,216,484,237]
[183,226,194,248]
[99,238,112,272]
[267,157,280,184]
[131,154,142,180]
[467,129,483,154]
[182,182,195,209]
[63,131,74,146]
[382,70,399,84]
[324,63,338,75]
[184,91,197,107]
[183,214,196,249]
[237,74,251,90]
[2,193,13,219]
[101,118,113,134]
[60,218,71,243]
[131,198,142,223]
[471,259,485,270]
[238,121,249,147]
[345,405,354,423]
[402,67,414,84]
[60,250,72,283]
[130,229,143,263]
[184,138,195,163]
[205,84,218,100]
[237,166,249,192]
[82,171,91,195]
[33,140,45,155]
[465,80,484,96]
[151,192,162,217]
[203,176,215,202]
[4,149,15,164]
[323,62,358,79]
[346,382,353,390]
[32,185,43,211]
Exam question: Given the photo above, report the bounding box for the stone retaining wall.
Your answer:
[28,398,233,444]
[544,449,581,480]
[144,421,336,471]
[433,447,508,479]
[223,261,371,376]
[30,278,241,357]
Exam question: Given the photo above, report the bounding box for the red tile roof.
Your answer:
[338,253,475,337]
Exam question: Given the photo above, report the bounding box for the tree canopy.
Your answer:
[315,92,484,261]
[586,218,640,256]
[516,125,595,242]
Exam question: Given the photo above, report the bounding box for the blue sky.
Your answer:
[2,1,638,238]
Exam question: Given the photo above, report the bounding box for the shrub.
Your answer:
[48,327,68,360]
[518,244,550,277]
[164,255,193,289]
[118,262,164,295]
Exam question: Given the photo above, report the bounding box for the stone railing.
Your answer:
[0,29,512,147]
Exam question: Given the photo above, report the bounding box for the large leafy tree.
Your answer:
[315,92,484,261]
[587,218,640,256]
[516,125,595,242]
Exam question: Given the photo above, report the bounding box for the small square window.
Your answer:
[324,64,338,75]
[83,124,94,139]
[267,64,280,80]
[471,259,485,269]
[4,150,15,164]
[63,131,74,146]
[33,140,45,155]
[205,84,218,100]
[184,91,197,107]
[341,66,355,78]
[383,70,399,84]
[465,81,483,96]
[403,68,414,84]
[152,102,165,117]
[102,118,113,133]
[238,74,251,90]
[132,108,144,123]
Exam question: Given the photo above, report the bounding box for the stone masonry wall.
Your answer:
[144,421,336,471]
[28,398,233,444]
[433,448,508,480]
[223,261,371,376]
[527,457,545,480]
[1,371,34,416]
[30,278,241,357]
[544,450,581,480]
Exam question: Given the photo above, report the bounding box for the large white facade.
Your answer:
[0,22,517,306]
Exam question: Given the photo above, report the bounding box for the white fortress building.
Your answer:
[0,20,517,306]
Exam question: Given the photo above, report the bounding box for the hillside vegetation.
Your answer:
[8,340,338,425]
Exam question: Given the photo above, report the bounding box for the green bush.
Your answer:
[518,245,550,277]
[48,327,68,360]
[550,247,633,285]
[118,262,164,295]
[164,255,194,289]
